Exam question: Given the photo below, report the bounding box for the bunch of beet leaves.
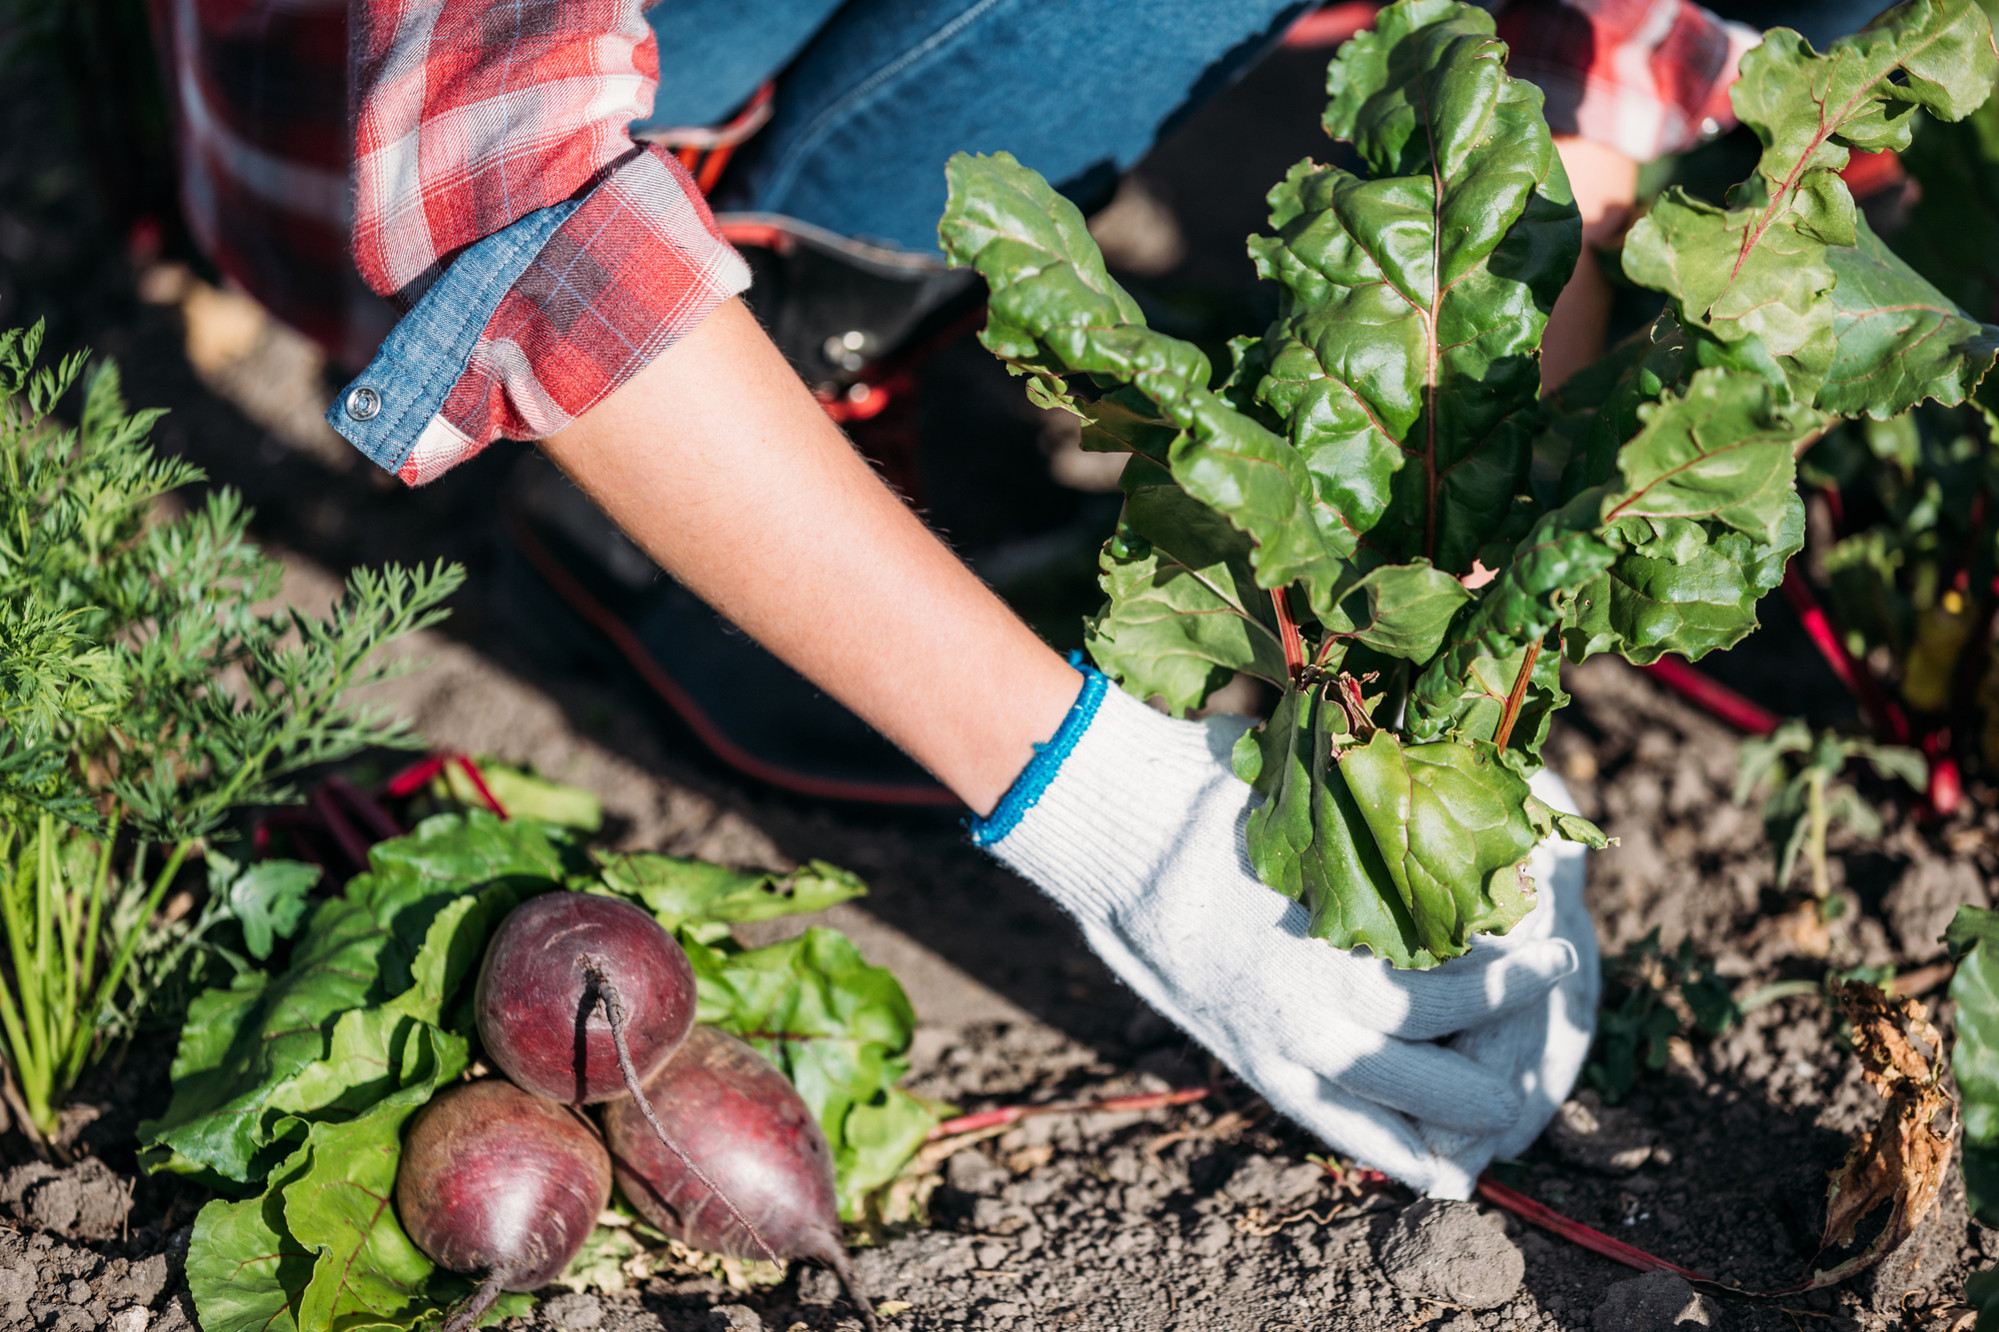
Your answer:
[141,809,938,1332]
[938,0,1999,968]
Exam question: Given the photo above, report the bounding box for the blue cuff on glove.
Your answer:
[967,653,1107,847]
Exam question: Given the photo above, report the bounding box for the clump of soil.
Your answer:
[3,1158,134,1240]
[0,1212,194,1332]
[1589,1270,1719,1330]
[1378,1199,1525,1309]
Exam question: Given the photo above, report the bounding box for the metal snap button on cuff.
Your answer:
[345,386,382,422]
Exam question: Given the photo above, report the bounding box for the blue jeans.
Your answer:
[1705,1,1887,49]
[630,0,1310,254]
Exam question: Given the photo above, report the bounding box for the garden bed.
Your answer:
[3,638,1984,1332]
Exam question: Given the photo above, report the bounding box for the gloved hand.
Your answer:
[1418,770,1598,1178]
[973,668,1599,1199]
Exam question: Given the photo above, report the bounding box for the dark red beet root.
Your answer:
[396,1080,611,1332]
[605,1027,878,1331]
[475,892,696,1103]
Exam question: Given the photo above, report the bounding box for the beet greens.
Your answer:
[937,0,1999,968]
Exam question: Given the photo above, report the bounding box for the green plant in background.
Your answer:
[1733,722,1927,903]
[1749,0,1999,801]
[145,813,939,1332]
[938,0,1999,967]
[0,323,460,1142]
[1585,930,1740,1103]
[1949,905,1999,1228]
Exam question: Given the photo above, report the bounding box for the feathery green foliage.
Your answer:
[0,324,461,1138]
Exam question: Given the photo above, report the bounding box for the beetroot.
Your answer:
[475,891,696,1104]
[396,1079,611,1332]
[605,1026,878,1330]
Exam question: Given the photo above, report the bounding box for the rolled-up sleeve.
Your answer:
[328,0,751,484]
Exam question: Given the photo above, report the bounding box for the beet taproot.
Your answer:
[475,891,696,1104]
[605,1025,878,1330]
[396,1079,611,1331]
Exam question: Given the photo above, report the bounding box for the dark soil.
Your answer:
[2,15,1996,1332]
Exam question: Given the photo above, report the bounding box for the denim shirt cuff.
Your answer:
[324,200,579,475]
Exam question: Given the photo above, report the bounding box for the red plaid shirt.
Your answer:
[151,0,1748,485]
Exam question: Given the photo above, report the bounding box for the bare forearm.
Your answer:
[540,299,1081,814]
[1542,136,1640,391]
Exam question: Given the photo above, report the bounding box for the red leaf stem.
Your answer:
[1638,659,1780,736]
[451,756,510,820]
[1780,567,1908,743]
[1492,640,1543,751]
[1476,1174,1714,1283]
[1271,589,1307,683]
[309,784,371,871]
[927,1086,1213,1140]
[381,755,448,799]
[325,775,402,842]
[378,753,509,819]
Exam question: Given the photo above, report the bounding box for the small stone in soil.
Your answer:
[1376,1199,1525,1310]
[1591,1270,1719,1330]
[706,1307,764,1331]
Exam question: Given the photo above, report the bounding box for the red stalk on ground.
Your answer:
[1476,1174,1714,1283]
[927,1086,1213,1140]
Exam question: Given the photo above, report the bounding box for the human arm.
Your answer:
[539,297,1080,814]
[1543,136,1641,389]
[330,0,750,483]
[1496,0,1761,386]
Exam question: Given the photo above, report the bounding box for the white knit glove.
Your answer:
[974,671,1598,1199]
[1420,774,1599,1174]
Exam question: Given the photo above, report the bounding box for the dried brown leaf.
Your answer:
[1801,981,1958,1290]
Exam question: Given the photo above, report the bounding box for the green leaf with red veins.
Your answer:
[1247,0,1579,573]
[1408,498,1616,743]
[1598,367,1816,545]
[1821,215,1999,418]
[1235,689,1433,958]
[286,1081,441,1332]
[1339,561,1472,661]
[1559,368,1814,666]
[1085,482,1292,715]
[186,1147,313,1332]
[1623,0,1999,406]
